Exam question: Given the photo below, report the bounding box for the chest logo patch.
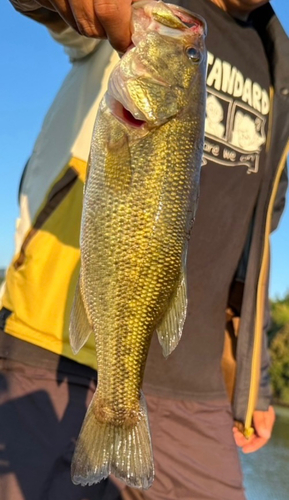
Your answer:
[203,52,269,174]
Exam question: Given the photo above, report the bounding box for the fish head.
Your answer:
[106,0,207,130]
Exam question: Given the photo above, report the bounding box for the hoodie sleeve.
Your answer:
[9,0,40,10]
[48,26,100,62]
[271,162,288,232]
[256,162,288,410]
[9,0,99,62]
[255,295,272,411]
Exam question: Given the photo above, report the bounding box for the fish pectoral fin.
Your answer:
[71,390,154,489]
[105,129,132,192]
[69,275,93,354]
[156,268,187,358]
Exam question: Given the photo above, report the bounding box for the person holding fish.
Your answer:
[1,0,288,499]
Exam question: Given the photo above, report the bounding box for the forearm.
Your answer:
[10,0,133,52]
[9,0,67,33]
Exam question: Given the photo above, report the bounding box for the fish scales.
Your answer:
[85,116,197,409]
[69,0,207,490]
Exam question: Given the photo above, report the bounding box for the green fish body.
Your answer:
[70,0,207,489]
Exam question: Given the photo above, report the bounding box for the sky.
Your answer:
[0,0,288,298]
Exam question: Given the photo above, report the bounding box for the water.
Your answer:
[241,406,289,500]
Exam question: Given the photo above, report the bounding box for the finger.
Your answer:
[48,0,79,31]
[23,7,69,33]
[253,406,275,440]
[233,428,253,448]
[253,411,270,438]
[94,0,133,52]
[34,0,56,10]
[241,435,268,454]
[68,0,106,38]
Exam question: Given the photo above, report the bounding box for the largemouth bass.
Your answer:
[70,0,207,489]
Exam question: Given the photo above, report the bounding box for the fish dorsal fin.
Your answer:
[69,273,93,354]
[156,268,187,358]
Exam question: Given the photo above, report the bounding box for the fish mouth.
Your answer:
[167,4,207,36]
[133,1,207,37]
[106,95,146,129]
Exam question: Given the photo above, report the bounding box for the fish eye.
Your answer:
[187,47,201,63]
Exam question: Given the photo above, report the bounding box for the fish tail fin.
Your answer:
[71,390,154,489]
[69,275,93,354]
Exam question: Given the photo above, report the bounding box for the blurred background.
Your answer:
[0,1,288,499]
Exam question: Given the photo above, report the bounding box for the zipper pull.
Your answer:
[243,426,254,439]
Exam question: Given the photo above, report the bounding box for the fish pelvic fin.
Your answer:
[69,275,93,354]
[71,390,154,489]
[156,268,187,358]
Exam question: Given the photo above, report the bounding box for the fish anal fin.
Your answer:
[69,275,92,354]
[156,270,187,358]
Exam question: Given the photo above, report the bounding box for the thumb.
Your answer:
[253,407,275,439]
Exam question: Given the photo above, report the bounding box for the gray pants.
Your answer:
[0,353,246,500]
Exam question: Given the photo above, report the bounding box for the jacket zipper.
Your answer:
[14,166,79,270]
[265,87,274,154]
[244,140,289,437]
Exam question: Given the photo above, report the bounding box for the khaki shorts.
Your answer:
[0,356,121,500]
[118,395,246,500]
[0,353,245,500]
